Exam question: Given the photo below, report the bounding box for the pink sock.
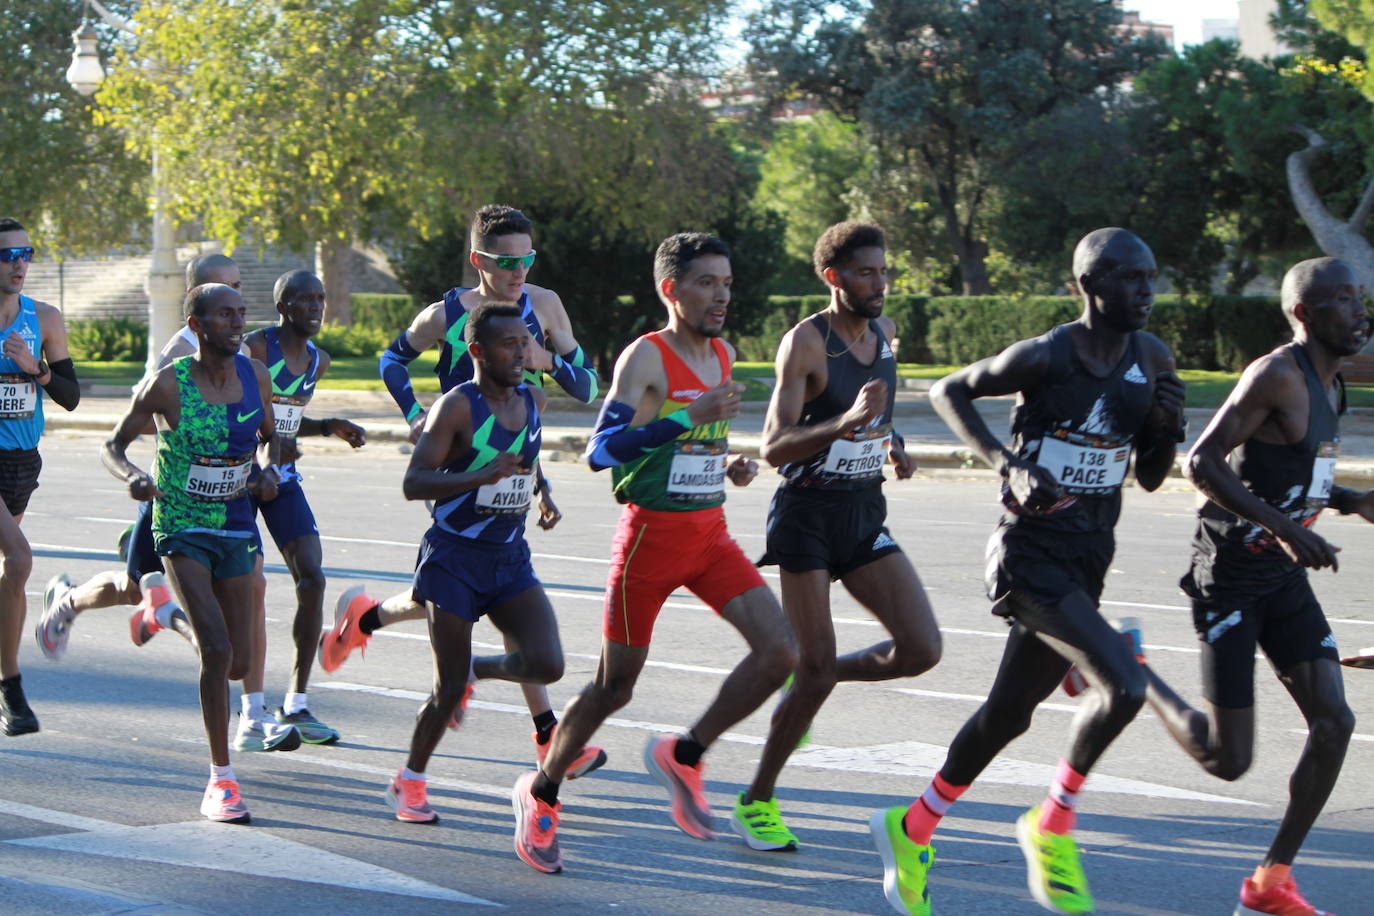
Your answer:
[1039,760,1087,835]
[904,773,968,845]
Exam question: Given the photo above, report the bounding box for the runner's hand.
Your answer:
[476,452,524,486]
[408,411,426,444]
[726,454,757,487]
[525,334,554,373]
[687,380,747,426]
[841,379,887,429]
[1006,457,1064,515]
[328,419,367,448]
[1152,370,1186,431]
[280,438,301,465]
[254,466,280,503]
[1348,488,1374,523]
[1275,519,1340,571]
[2,331,39,375]
[535,484,562,530]
[890,442,916,479]
[128,474,163,502]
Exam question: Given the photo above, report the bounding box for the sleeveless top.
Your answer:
[781,313,897,490]
[1187,342,1343,592]
[0,296,45,450]
[263,327,320,483]
[431,382,542,544]
[999,324,1154,536]
[436,288,547,392]
[612,333,732,512]
[153,354,261,540]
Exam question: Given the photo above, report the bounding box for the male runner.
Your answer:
[870,228,1186,915]
[244,269,366,744]
[321,204,602,769]
[1142,257,1362,916]
[508,232,798,874]
[385,303,566,824]
[749,221,941,848]
[103,282,282,822]
[0,217,80,736]
[36,254,297,753]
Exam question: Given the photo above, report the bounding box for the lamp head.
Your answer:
[66,23,104,97]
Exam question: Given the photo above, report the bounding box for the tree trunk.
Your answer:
[1287,126,1374,290]
[315,239,354,325]
[933,180,994,294]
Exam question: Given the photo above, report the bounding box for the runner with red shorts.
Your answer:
[508,232,798,874]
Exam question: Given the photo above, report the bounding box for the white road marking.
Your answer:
[0,800,498,906]
[1288,728,1374,743]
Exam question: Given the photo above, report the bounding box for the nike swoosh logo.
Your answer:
[236,408,261,423]
[302,378,315,391]
[248,544,259,553]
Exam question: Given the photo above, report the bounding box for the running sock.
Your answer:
[532,710,557,744]
[531,771,560,805]
[153,600,179,629]
[241,692,265,720]
[1252,863,1291,892]
[358,606,383,635]
[284,692,309,715]
[1039,759,1087,835]
[400,766,425,782]
[211,764,235,781]
[673,731,707,768]
[905,772,968,845]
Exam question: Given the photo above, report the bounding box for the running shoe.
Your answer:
[35,573,74,661]
[387,771,439,823]
[511,770,563,873]
[1340,646,1374,669]
[201,778,251,823]
[275,707,340,744]
[130,572,184,647]
[116,523,134,563]
[870,806,934,916]
[643,734,715,839]
[1015,806,1094,914]
[1235,875,1336,915]
[0,675,39,737]
[232,715,303,752]
[731,793,798,851]
[534,726,608,780]
[775,673,812,748]
[319,585,376,673]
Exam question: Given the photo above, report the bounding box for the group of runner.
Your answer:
[0,206,1366,916]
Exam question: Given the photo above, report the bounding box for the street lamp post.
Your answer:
[66,6,183,373]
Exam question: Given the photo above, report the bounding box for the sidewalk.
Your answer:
[53,384,1374,486]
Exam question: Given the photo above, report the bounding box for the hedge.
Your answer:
[351,293,421,332]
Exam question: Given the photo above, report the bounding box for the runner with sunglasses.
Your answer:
[0,217,80,737]
[321,204,606,776]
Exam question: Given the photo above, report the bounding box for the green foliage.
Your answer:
[1210,296,1293,370]
[925,298,1080,366]
[350,293,420,332]
[313,323,390,359]
[66,317,149,362]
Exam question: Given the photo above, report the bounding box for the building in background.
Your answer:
[1202,18,1241,43]
[1238,0,1289,58]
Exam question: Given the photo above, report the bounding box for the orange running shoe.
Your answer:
[319,586,377,674]
[386,771,438,823]
[533,725,608,780]
[643,734,715,839]
[1236,875,1336,915]
[511,771,562,873]
[200,778,251,823]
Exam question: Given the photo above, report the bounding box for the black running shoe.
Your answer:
[1,675,40,736]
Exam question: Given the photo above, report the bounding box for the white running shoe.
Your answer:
[35,574,75,661]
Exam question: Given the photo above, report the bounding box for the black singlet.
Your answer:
[780,313,897,491]
[998,324,1154,536]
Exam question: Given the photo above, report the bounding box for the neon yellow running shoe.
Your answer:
[1015,806,1094,914]
[731,793,799,851]
[869,806,934,916]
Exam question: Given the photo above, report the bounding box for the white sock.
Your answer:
[154,600,180,628]
[241,692,265,720]
[284,692,309,715]
[210,764,234,781]
[400,766,425,781]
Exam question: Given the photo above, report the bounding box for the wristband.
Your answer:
[319,418,334,437]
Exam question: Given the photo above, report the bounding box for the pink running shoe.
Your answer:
[200,778,251,823]
[386,771,439,824]
[643,734,715,839]
[319,586,377,673]
[533,725,608,780]
[511,771,563,873]
[1236,875,1335,915]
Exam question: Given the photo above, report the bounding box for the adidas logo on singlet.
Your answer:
[1205,610,1242,643]
[1124,363,1148,384]
[872,531,896,551]
[1321,633,1338,650]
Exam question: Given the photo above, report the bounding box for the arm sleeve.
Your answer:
[547,345,599,403]
[585,399,692,471]
[379,333,424,422]
[42,357,80,411]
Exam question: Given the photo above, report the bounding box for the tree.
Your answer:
[2,1,146,253]
[750,0,1166,294]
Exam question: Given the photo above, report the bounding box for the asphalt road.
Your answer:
[2,431,1372,915]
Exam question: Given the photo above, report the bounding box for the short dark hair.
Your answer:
[0,217,25,234]
[183,283,236,319]
[1281,257,1355,329]
[813,221,885,281]
[274,269,319,305]
[652,232,730,295]
[470,205,534,251]
[465,303,525,349]
[185,253,236,289]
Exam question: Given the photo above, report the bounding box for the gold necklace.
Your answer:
[824,318,868,360]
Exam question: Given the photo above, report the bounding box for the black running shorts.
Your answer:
[0,448,41,517]
[984,523,1113,615]
[761,484,902,579]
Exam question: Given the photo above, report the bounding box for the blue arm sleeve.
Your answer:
[547,345,599,403]
[379,333,424,422]
[586,399,692,471]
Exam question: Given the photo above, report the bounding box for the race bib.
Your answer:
[272,395,306,437]
[822,424,890,479]
[0,373,37,420]
[667,440,727,503]
[1307,440,1339,502]
[476,470,533,516]
[184,454,252,502]
[1036,431,1131,494]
